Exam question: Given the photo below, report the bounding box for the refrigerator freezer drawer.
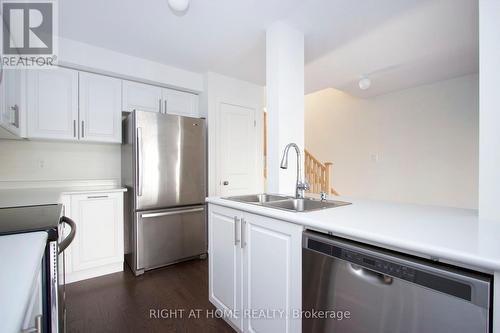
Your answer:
[136,205,206,271]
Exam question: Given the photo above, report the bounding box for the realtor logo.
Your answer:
[1,0,57,68]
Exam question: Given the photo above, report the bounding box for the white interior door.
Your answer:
[218,102,258,196]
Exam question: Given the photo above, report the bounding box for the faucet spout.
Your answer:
[280,143,309,198]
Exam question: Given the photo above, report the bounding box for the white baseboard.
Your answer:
[66,262,124,284]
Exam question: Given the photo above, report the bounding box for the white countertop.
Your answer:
[0,185,127,208]
[207,195,500,273]
[0,231,48,333]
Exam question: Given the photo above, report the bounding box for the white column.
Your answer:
[266,21,304,195]
[479,1,500,332]
[479,0,500,220]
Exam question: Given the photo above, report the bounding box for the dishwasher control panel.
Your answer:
[341,247,416,281]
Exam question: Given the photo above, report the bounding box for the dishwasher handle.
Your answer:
[349,263,393,285]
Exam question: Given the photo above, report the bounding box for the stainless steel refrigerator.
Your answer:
[122,110,207,276]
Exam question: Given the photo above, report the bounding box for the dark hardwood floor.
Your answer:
[66,259,234,333]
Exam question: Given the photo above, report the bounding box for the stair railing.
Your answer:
[304,149,339,195]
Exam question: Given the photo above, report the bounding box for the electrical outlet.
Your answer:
[38,160,45,169]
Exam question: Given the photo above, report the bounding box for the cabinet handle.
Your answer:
[21,314,42,333]
[164,99,167,114]
[73,120,76,138]
[159,98,162,114]
[9,105,19,128]
[241,218,246,248]
[87,195,108,199]
[234,216,240,246]
[81,120,85,138]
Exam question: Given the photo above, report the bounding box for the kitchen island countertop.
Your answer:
[207,195,500,272]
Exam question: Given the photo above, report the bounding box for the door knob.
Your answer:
[223,181,229,186]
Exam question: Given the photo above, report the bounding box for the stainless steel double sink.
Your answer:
[222,194,351,212]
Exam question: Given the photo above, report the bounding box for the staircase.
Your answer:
[304,149,339,196]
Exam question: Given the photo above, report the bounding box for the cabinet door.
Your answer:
[70,192,124,272]
[27,67,79,140]
[208,204,243,330]
[122,80,162,113]
[79,72,122,143]
[162,88,199,117]
[243,213,302,333]
[1,68,26,137]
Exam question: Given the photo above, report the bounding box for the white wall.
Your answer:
[305,74,478,209]
[0,140,121,183]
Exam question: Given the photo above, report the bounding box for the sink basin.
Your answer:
[223,194,291,204]
[263,198,351,212]
[223,194,351,212]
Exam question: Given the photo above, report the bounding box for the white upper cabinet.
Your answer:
[27,67,79,140]
[79,72,122,143]
[162,88,199,118]
[122,80,162,113]
[0,69,27,138]
[122,79,199,117]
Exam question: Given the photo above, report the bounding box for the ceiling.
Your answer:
[59,0,478,97]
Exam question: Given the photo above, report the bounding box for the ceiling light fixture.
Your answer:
[358,76,371,90]
[168,0,190,15]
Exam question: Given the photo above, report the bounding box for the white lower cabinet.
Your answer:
[209,205,244,329]
[208,204,302,333]
[62,191,124,283]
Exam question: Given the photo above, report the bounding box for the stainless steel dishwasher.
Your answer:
[302,230,492,333]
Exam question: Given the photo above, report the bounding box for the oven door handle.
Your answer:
[58,216,76,254]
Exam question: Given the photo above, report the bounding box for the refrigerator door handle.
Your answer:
[137,127,143,196]
[141,207,204,218]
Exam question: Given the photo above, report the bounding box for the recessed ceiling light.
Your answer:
[168,0,190,15]
[358,76,371,90]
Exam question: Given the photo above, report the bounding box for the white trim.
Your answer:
[0,179,120,190]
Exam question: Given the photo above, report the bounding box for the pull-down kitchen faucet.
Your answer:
[280,143,309,199]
